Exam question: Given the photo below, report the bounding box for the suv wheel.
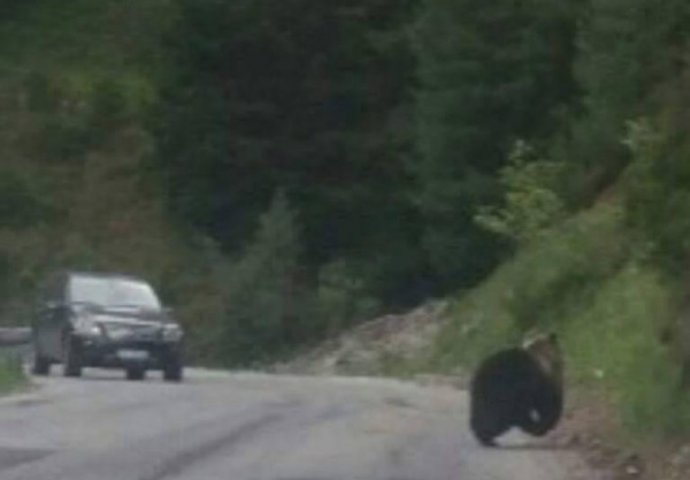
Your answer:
[126,367,146,381]
[32,354,51,376]
[63,335,83,378]
[163,354,183,382]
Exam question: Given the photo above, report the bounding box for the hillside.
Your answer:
[273,300,449,378]
[437,191,690,478]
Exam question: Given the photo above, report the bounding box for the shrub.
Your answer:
[475,140,566,244]
[0,353,26,393]
[624,115,690,273]
[315,259,381,336]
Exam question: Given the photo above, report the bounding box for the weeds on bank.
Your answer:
[429,202,690,436]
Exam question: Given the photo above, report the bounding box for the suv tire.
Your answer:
[63,335,83,378]
[163,354,183,382]
[32,354,51,376]
[126,367,146,381]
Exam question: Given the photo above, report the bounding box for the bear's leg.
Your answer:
[518,387,563,436]
[517,409,552,436]
[470,404,510,447]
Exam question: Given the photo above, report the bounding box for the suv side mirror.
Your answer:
[44,301,59,310]
[42,301,68,315]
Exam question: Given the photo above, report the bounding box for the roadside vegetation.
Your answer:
[0,353,27,393]
[430,199,690,437]
[2,0,690,451]
[417,0,690,445]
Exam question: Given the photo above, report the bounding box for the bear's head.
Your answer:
[523,332,563,387]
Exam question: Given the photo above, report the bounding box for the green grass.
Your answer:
[562,264,690,437]
[430,202,628,371]
[426,200,689,437]
[0,354,27,394]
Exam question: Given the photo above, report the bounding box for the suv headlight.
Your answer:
[74,315,102,337]
[162,324,183,342]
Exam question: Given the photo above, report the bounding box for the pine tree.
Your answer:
[412,0,579,285]
[156,0,421,303]
[577,0,690,122]
[561,0,690,199]
[221,191,307,363]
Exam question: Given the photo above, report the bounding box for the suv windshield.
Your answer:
[68,276,162,311]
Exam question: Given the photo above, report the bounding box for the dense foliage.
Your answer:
[412,0,579,284]
[155,0,423,304]
[2,0,690,364]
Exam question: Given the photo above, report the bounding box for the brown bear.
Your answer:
[469,332,564,446]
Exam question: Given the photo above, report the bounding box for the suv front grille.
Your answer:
[103,323,161,342]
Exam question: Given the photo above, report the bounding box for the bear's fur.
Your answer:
[469,332,563,446]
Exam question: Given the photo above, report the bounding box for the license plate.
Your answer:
[117,350,149,362]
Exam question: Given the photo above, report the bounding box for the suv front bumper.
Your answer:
[78,336,182,370]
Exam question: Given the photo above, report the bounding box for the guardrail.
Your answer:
[0,327,31,347]
[0,327,32,362]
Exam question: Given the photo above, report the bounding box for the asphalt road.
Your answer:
[0,369,595,480]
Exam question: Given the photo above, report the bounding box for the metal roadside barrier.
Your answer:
[0,327,32,363]
[0,327,31,346]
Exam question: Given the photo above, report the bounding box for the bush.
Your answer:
[624,115,690,273]
[0,353,26,394]
[315,260,381,336]
[475,140,566,244]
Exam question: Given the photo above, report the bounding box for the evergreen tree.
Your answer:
[412,0,579,286]
[577,0,690,122]
[221,191,307,363]
[156,0,421,303]
[559,0,690,201]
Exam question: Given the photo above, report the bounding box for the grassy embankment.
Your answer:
[424,198,690,442]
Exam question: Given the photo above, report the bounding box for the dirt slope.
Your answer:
[272,300,452,380]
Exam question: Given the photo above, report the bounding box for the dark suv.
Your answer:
[32,272,184,381]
